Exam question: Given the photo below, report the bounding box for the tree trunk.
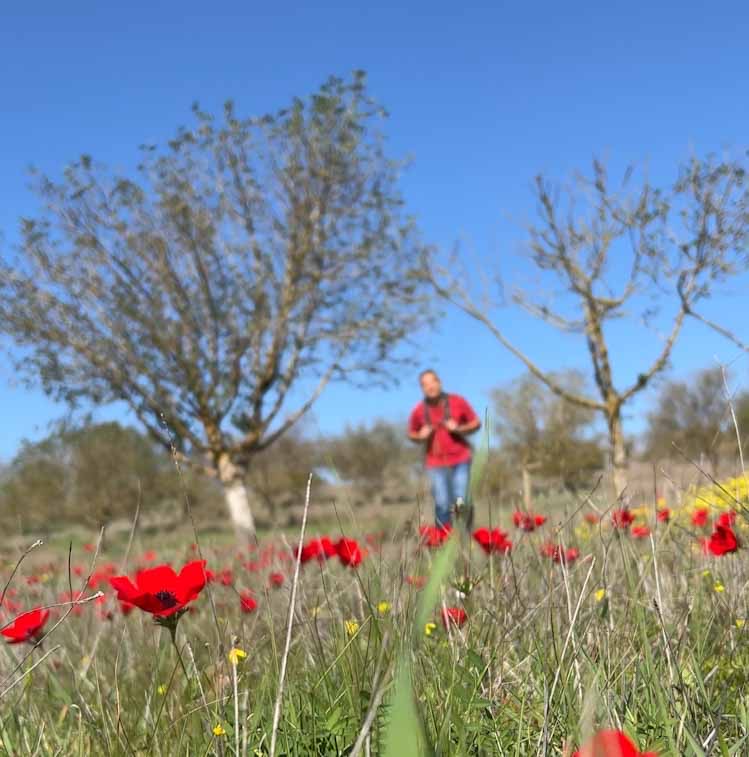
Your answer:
[217,453,256,539]
[608,409,628,501]
[522,465,533,511]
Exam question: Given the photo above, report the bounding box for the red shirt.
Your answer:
[408,393,479,468]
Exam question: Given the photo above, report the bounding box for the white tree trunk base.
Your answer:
[224,480,256,536]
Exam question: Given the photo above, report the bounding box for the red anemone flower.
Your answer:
[656,509,670,523]
[420,524,452,548]
[691,508,709,528]
[268,572,285,588]
[631,526,651,539]
[572,728,658,756]
[472,527,512,554]
[1,608,50,645]
[337,538,364,567]
[297,539,322,563]
[109,560,207,618]
[441,607,467,628]
[611,509,635,529]
[513,511,546,531]
[239,592,258,613]
[541,543,579,564]
[716,511,737,528]
[702,524,740,556]
[320,536,338,558]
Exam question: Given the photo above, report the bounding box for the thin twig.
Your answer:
[269,473,313,757]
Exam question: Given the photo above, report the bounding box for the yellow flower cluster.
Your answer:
[683,476,749,514]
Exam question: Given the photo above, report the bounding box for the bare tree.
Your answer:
[428,156,749,499]
[0,72,433,537]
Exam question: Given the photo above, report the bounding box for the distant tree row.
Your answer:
[3,365,745,533]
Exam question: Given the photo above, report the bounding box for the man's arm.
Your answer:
[444,396,481,435]
[445,417,480,435]
[407,408,432,442]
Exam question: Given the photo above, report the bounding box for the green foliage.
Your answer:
[492,371,604,490]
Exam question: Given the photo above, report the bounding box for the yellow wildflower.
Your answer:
[377,601,391,615]
[736,619,745,629]
[594,589,606,603]
[714,582,725,593]
[212,724,226,737]
[228,647,247,666]
[157,684,167,695]
[702,569,712,578]
[424,622,437,637]
[345,620,360,636]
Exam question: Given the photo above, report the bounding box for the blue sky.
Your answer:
[1,1,748,461]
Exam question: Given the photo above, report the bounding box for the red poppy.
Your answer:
[1,608,50,645]
[584,513,601,525]
[109,560,207,618]
[420,524,452,548]
[702,524,740,556]
[572,728,657,756]
[716,511,737,528]
[691,508,709,528]
[611,509,635,529]
[217,569,234,587]
[296,539,322,563]
[88,563,117,589]
[296,537,338,564]
[268,572,285,588]
[541,543,579,564]
[513,511,547,531]
[631,526,651,539]
[472,527,512,554]
[441,607,467,628]
[337,538,364,567]
[656,509,670,523]
[320,537,338,558]
[239,592,258,613]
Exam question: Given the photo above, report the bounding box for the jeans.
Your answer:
[426,461,471,528]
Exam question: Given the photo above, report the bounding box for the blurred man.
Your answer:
[407,369,481,528]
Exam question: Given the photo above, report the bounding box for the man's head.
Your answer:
[419,369,442,400]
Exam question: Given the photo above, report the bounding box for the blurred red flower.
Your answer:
[268,572,285,588]
[702,524,740,556]
[656,509,670,523]
[631,526,651,539]
[1,608,50,645]
[420,524,452,548]
[337,538,364,567]
[441,607,467,628]
[541,543,579,564]
[239,591,258,613]
[612,509,635,529]
[472,527,512,554]
[513,511,547,531]
[691,509,709,528]
[572,728,657,756]
[109,560,207,618]
[716,511,737,528]
[405,575,426,588]
[584,513,601,525]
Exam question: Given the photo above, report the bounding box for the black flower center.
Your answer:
[155,590,178,609]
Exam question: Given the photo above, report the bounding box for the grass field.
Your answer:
[1,474,748,756]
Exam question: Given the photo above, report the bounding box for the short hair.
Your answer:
[419,368,439,382]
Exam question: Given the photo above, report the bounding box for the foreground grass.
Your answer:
[1,489,749,755]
